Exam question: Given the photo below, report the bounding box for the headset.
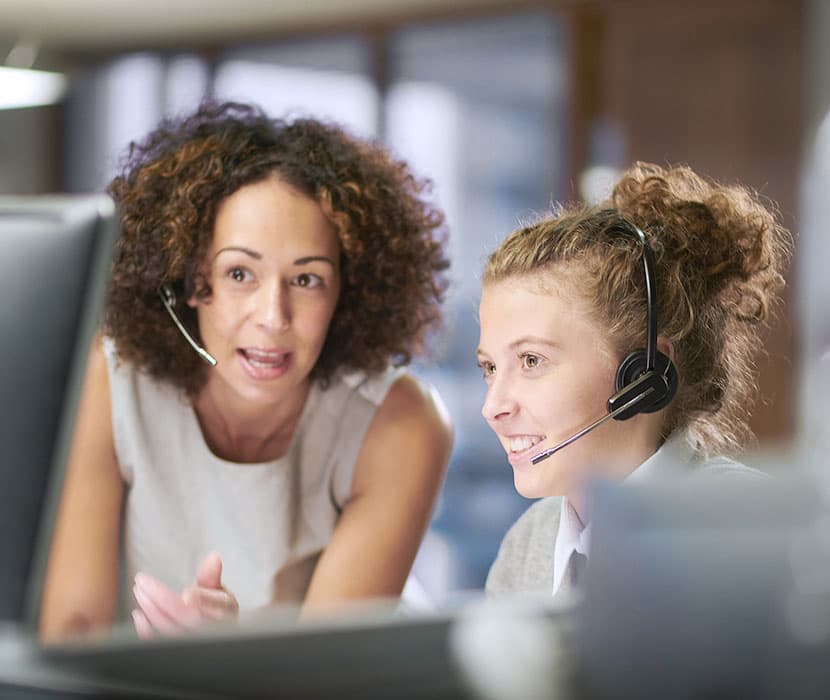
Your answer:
[158,284,217,367]
[530,218,678,465]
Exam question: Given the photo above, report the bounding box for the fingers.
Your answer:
[133,573,201,634]
[132,560,237,640]
[195,552,223,589]
[131,609,154,640]
[182,586,239,620]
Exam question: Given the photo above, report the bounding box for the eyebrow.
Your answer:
[214,246,261,261]
[294,256,336,267]
[214,247,335,267]
[509,335,561,351]
[476,336,561,358]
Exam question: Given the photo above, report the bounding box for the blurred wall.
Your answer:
[566,0,804,446]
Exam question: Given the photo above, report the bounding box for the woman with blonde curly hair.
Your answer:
[478,162,790,597]
[39,101,453,640]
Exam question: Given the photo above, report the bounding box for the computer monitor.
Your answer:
[0,195,117,627]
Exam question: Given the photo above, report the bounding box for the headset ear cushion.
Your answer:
[615,350,679,414]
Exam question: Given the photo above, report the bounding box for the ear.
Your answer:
[656,336,675,364]
[186,285,209,308]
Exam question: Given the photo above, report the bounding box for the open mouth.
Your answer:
[237,348,292,379]
[240,348,290,368]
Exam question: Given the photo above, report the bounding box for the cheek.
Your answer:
[197,298,240,333]
[531,374,589,417]
[296,301,337,341]
[529,371,613,432]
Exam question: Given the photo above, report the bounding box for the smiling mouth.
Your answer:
[508,435,545,454]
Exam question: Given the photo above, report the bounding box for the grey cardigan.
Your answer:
[486,496,563,596]
[485,436,766,597]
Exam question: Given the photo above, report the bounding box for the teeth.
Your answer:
[244,349,287,366]
[509,436,542,453]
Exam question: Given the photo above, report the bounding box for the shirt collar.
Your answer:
[551,497,590,596]
[625,432,700,485]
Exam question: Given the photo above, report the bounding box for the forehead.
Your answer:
[478,274,608,351]
[211,177,338,254]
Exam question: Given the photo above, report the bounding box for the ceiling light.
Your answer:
[0,66,67,111]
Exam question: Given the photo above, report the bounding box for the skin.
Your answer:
[188,175,343,464]
[39,177,453,641]
[477,272,666,520]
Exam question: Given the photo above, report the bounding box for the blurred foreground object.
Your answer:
[579,475,829,699]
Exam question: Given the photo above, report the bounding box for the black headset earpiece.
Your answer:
[605,219,679,422]
[610,349,678,419]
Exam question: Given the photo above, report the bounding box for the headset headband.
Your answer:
[613,218,658,374]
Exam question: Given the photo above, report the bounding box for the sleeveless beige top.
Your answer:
[104,342,403,617]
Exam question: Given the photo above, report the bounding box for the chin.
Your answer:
[513,455,574,498]
[512,468,562,500]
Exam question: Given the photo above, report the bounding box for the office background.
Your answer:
[0,0,820,602]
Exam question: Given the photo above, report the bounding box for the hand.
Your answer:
[131,552,239,639]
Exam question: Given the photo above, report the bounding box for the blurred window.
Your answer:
[386,14,565,596]
[214,37,378,138]
[64,53,209,192]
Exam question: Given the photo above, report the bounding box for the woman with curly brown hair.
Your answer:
[39,101,453,640]
[477,162,791,597]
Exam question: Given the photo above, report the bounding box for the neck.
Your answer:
[566,432,662,525]
[193,379,311,463]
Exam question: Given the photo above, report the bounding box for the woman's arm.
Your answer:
[38,337,124,642]
[302,374,453,611]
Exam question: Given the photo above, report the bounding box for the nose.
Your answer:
[481,373,519,424]
[255,279,291,332]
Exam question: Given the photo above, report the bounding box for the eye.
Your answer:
[293,272,323,288]
[478,360,496,379]
[227,266,252,283]
[521,353,541,370]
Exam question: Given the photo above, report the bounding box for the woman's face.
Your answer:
[477,273,653,499]
[189,176,340,406]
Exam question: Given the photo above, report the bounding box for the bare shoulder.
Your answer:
[86,334,111,382]
[366,374,453,462]
[351,372,452,496]
[369,372,453,446]
[78,336,114,428]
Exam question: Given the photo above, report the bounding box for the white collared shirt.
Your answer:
[551,498,590,595]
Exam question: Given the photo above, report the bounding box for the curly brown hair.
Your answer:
[105,101,449,394]
[483,162,792,457]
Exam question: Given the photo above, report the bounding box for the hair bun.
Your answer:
[609,162,790,325]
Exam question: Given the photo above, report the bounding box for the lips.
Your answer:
[242,348,288,365]
[237,347,292,380]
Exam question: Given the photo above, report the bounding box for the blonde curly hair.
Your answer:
[483,162,791,457]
